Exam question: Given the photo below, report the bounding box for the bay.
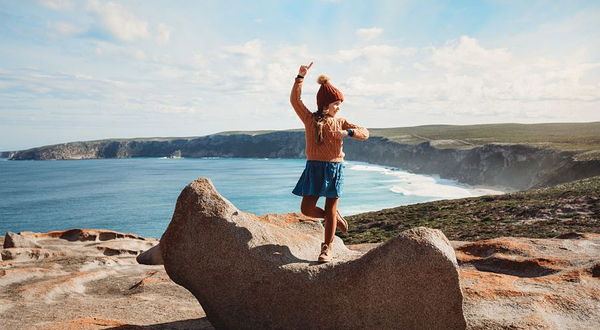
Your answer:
[0,158,502,239]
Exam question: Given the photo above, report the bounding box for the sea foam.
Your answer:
[348,163,504,199]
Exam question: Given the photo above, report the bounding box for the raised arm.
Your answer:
[342,119,370,141]
[290,62,313,124]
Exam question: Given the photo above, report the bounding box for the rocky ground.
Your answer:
[1,228,599,329]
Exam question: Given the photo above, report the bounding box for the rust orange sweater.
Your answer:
[290,77,369,162]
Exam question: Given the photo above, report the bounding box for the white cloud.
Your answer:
[46,21,85,36]
[218,39,265,79]
[87,0,151,41]
[37,0,73,11]
[155,23,173,45]
[331,44,415,75]
[332,34,600,124]
[356,27,383,42]
[335,44,414,62]
[431,35,512,69]
[220,39,264,58]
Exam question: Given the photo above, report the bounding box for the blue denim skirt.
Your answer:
[292,160,345,198]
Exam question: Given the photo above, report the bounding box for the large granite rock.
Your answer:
[161,178,466,330]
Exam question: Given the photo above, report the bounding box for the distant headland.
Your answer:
[2,122,600,191]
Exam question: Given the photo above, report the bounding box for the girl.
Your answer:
[290,62,369,263]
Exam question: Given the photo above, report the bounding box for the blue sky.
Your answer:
[1,0,599,150]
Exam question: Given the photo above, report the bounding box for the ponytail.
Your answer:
[313,108,328,145]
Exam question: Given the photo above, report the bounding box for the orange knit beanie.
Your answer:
[316,74,344,110]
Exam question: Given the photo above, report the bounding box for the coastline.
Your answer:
[0,157,508,239]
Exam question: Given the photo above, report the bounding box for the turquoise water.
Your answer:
[0,158,500,239]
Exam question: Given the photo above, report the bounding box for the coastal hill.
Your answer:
[344,175,600,243]
[3,122,600,190]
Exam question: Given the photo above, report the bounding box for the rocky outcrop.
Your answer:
[0,229,205,330]
[1,229,157,261]
[7,131,599,190]
[18,228,149,242]
[2,226,599,329]
[3,232,42,248]
[160,178,466,330]
[456,233,600,329]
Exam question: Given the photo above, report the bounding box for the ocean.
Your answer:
[0,157,502,239]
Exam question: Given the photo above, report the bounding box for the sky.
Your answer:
[1,0,599,151]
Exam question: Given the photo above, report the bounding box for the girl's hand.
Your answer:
[331,130,349,139]
[298,62,313,76]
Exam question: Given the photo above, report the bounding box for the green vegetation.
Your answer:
[341,176,600,244]
[368,122,600,154]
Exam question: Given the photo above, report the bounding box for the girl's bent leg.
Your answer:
[323,197,339,244]
[300,195,325,218]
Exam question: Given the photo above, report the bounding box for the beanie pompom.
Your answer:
[317,74,330,85]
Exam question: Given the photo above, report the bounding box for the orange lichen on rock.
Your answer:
[39,317,128,330]
[0,260,13,267]
[459,269,521,299]
[542,294,581,310]
[15,271,109,301]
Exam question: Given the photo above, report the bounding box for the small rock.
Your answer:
[137,244,164,265]
[3,232,43,249]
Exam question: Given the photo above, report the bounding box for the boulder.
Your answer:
[3,232,42,249]
[161,178,466,330]
[136,244,164,265]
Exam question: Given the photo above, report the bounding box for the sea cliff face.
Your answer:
[0,151,15,158]
[343,138,598,190]
[6,131,600,190]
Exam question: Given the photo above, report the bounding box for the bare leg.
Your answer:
[300,195,325,218]
[323,197,339,244]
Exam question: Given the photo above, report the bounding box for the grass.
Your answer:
[341,175,600,244]
[367,122,600,154]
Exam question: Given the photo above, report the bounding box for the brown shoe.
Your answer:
[318,242,332,263]
[336,210,348,233]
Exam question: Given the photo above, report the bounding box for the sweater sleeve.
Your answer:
[290,77,312,124]
[342,119,369,141]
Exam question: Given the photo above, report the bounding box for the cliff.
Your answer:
[0,151,15,158]
[5,130,600,191]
